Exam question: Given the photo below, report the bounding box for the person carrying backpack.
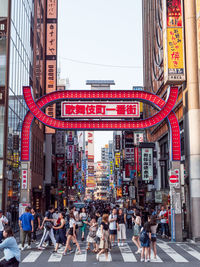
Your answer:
[140,222,150,262]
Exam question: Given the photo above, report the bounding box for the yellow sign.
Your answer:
[115,153,120,168]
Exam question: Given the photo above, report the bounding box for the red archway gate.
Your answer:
[21,86,181,162]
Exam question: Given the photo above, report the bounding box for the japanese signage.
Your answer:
[21,170,28,190]
[87,131,95,188]
[45,0,57,134]
[115,135,121,150]
[115,153,120,168]
[163,0,185,84]
[55,131,65,154]
[117,187,122,198]
[129,185,135,199]
[134,132,144,145]
[21,87,181,162]
[61,102,140,118]
[125,148,134,162]
[142,148,153,181]
[122,184,129,197]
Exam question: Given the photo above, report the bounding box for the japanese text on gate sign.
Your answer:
[61,102,140,118]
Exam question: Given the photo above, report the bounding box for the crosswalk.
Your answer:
[20,242,200,264]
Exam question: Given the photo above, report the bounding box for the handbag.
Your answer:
[44,221,53,230]
[96,227,102,238]
[89,231,96,238]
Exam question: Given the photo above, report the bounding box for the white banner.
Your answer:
[142,148,153,181]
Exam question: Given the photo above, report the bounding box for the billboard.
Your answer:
[45,0,57,133]
[163,0,185,84]
[142,148,153,181]
[61,102,140,118]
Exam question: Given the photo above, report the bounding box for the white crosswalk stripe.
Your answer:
[157,243,188,262]
[73,243,87,262]
[22,251,42,262]
[48,253,63,262]
[118,243,137,262]
[99,252,112,262]
[177,244,200,260]
[20,242,200,263]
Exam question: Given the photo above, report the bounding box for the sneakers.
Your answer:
[27,245,31,249]
[145,259,150,262]
[38,246,45,250]
[135,250,140,254]
[21,247,25,251]
[96,254,99,261]
[67,250,74,254]
[141,258,144,262]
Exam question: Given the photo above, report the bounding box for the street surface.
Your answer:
[11,229,200,266]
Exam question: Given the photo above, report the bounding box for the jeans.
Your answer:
[161,223,167,236]
[0,231,3,243]
[22,230,32,247]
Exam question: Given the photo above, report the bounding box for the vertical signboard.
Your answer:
[87,132,95,188]
[142,148,153,181]
[163,0,185,84]
[45,0,57,133]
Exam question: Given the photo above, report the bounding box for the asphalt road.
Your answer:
[16,229,200,266]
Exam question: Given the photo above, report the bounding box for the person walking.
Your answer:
[109,208,117,247]
[63,211,81,255]
[38,206,56,250]
[150,215,158,260]
[0,226,20,267]
[79,208,87,241]
[86,217,98,252]
[159,206,167,238]
[126,208,134,229]
[52,212,66,253]
[117,208,126,246]
[0,210,8,243]
[140,222,151,262]
[31,208,41,242]
[132,211,142,254]
[96,214,110,261]
[19,207,34,250]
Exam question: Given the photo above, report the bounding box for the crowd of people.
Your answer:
[17,202,171,262]
[0,202,171,265]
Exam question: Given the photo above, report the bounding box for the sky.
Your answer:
[58,0,143,161]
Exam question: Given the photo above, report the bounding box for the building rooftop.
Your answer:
[86,80,115,85]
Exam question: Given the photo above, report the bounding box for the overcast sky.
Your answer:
[58,0,143,161]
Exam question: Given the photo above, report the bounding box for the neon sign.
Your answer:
[21,86,181,162]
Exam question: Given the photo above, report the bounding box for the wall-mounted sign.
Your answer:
[115,153,120,168]
[134,132,144,145]
[142,148,153,181]
[122,184,129,197]
[61,102,140,118]
[163,0,185,84]
[47,0,57,19]
[22,170,28,190]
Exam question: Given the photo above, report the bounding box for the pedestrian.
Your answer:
[126,208,134,229]
[52,212,66,253]
[159,206,167,238]
[31,208,41,242]
[63,211,81,255]
[150,215,158,260]
[117,208,126,246]
[19,207,34,250]
[0,226,20,267]
[140,222,151,262]
[108,208,117,247]
[0,210,8,243]
[86,217,98,252]
[79,208,87,241]
[96,214,110,261]
[132,211,142,254]
[95,212,102,252]
[38,206,56,250]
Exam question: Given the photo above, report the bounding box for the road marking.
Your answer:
[150,250,163,263]
[99,252,112,262]
[48,253,63,262]
[22,251,42,263]
[157,243,188,262]
[177,244,200,261]
[73,243,87,262]
[118,243,137,262]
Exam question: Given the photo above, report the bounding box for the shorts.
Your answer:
[151,237,157,242]
[68,228,74,236]
[110,229,117,235]
[141,239,150,248]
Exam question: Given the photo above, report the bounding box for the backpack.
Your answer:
[139,229,148,243]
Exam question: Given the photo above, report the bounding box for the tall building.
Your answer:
[142,0,200,241]
[0,0,34,228]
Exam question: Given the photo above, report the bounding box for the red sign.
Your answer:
[22,170,28,190]
[61,102,140,118]
[167,0,182,27]
[21,87,181,162]
[169,174,179,184]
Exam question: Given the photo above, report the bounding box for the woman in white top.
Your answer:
[63,212,81,256]
[132,212,142,254]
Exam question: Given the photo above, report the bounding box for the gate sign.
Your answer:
[61,102,140,118]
